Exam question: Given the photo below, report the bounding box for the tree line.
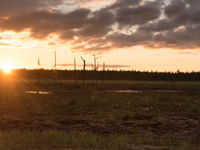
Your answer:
[2,69,200,81]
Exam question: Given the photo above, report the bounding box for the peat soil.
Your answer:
[0,81,199,148]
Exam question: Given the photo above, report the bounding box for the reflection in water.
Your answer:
[150,90,180,93]
[25,90,180,95]
[107,90,142,93]
[105,90,180,93]
[25,91,53,95]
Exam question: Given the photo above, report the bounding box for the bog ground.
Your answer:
[0,79,199,150]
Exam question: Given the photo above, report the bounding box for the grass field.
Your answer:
[0,77,199,150]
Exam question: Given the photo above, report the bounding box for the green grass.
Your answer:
[0,130,198,150]
[0,79,199,149]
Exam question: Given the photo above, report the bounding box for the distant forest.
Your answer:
[2,69,199,81]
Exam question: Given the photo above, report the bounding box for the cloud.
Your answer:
[0,8,91,38]
[106,31,153,48]
[115,1,162,27]
[179,51,198,55]
[57,63,131,68]
[138,19,175,32]
[110,0,200,50]
[140,0,200,33]
[0,0,200,52]
[152,24,200,49]
[0,42,11,46]
[107,0,140,9]
[60,9,115,40]
[72,0,115,9]
[0,0,64,17]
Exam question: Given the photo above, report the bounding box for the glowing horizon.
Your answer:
[0,0,200,72]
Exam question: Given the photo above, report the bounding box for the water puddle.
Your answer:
[25,91,54,95]
[101,90,180,93]
[25,90,180,95]
[148,90,180,93]
[106,90,142,93]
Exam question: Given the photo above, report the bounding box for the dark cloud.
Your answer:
[0,8,90,38]
[61,9,115,39]
[165,0,200,25]
[0,0,64,17]
[124,0,200,50]
[115,1,162,27]
[77,9,115,37]
[106,31,153,48]
[138,19,175,32]
[60,30,76,40]
[0,0,200,52]
[152,24,200,49]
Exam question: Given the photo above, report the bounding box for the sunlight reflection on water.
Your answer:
[107,90,142,93]
[25,91,53,95]
[25,90,180,95]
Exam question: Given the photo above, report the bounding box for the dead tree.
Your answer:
[92,53,102,85]
[54,49,57,83]
[37,57,41,85]
[74,57,78,85]
[81,57,86,85]
[102,62,105,84]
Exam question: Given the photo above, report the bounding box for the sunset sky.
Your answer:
[0,0,200,72]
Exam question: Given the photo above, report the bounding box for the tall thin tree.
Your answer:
[81,57,86,85]
[54,49,57,68]
[38,57,40,67]
[102,62,105,84]
[74,57,77,84]
[54,49,57,83]
[37,57,41,85]
[92,53,102,84]
[74,57,76,71]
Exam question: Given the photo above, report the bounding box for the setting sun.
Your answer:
[1,62,13,74]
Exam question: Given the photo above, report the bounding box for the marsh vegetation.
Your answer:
[0,79,199,150]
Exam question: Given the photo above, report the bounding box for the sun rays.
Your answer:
[1,62,14,74]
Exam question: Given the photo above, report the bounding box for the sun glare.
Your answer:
[1,62,13,74]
